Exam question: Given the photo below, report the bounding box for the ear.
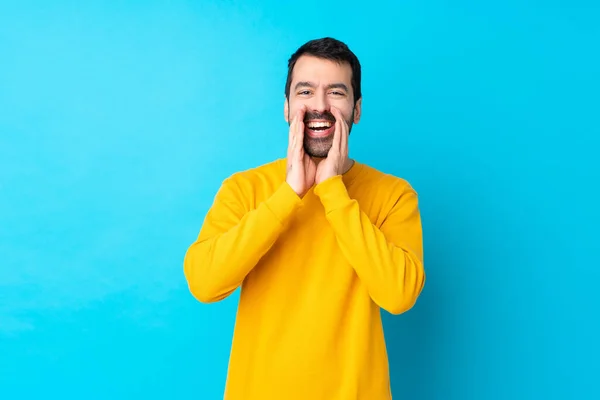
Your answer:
[284,96,290,123]
[353,97,362,124]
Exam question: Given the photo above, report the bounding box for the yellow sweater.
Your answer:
[184,158,425,400]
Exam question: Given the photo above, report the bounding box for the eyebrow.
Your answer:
[294,81,349,92]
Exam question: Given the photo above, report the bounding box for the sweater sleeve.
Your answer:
[313,175,425,315]
[184,177,302,303]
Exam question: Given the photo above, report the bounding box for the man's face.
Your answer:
[285,55,362,158]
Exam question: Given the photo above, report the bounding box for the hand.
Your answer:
[315,106,350,184]
[286,105,317,197]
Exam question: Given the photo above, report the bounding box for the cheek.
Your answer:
[341,107,354,121]
[337,101,354,117]
[288,102,301,116]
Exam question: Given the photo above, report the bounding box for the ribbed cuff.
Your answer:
[264,181,303,224]
[313,175,352,213]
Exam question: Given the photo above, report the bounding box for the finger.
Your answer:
[296,105,307,138]
[330,106,343,154]
[288,114,297,154]
[295,106,307,157]
[289,112,297,139]
[298,103,307,121]
[339,111,348,157]
[335,106,349,154]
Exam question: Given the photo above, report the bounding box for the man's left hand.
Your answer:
[315,106,350,184]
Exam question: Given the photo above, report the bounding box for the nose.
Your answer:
[312,91,330,113]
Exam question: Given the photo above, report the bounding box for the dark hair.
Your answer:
[285,37,362,104]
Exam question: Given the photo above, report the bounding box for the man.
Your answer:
[183,37,426,399]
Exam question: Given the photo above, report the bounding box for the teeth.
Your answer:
[308,121,332,129]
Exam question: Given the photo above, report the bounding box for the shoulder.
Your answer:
[223,158,285,188]
[214,158,285,208]
[353,163,421,220]
[355,162,418,197]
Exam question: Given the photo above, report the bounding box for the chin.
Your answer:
[303,138,332,158]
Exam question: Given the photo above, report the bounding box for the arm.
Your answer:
[183,178,302,303]
[314,175,425,315]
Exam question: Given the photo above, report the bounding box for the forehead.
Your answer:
[291,55,353,86]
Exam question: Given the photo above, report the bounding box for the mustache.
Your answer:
[303,110,336,123]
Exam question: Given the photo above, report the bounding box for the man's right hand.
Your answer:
[286,106,316,198]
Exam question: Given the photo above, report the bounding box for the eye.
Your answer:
[330,91,345,96]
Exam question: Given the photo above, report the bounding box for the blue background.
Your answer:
[1,1,598,399]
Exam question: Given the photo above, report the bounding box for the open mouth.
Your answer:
[305,120,334,137]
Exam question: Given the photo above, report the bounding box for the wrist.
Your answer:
[315,174,343,189]
[314,175,350,212]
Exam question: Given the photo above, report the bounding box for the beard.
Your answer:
[287,108,354,158]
